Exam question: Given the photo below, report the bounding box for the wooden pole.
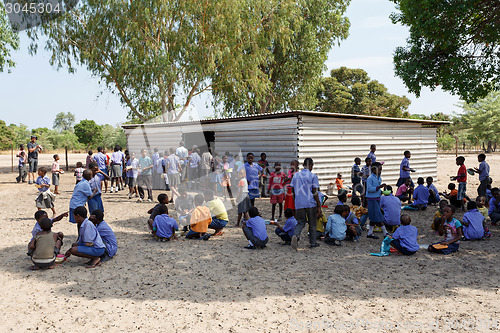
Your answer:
[65,146,69,171]
[11,143,14,173]
[455,137,458,157]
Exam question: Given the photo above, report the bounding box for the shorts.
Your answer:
[209,218,228,229]
[457,182,467,201]
[248,189,260,200]
[128,177,137,188]
[77,246,106,257]
[29,158,38,173]
[52,173,60,186]
[391,239,417,255]
[238,195,251,214]
[110,164,122,178]
[270,193,285,204]
[167,173,181,187]
[99,168,108,176]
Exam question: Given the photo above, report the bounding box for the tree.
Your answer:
[0,120,14,149]
[390,0,500,103]
[53,112,76,132]
[9,123,30,146]
[99,124,127,150]
[214,0,350,116]
[460,91,500,152]
[0,3,19,72]
[28,0,348,122]
[315,67,411,117]
[74,119,102,150]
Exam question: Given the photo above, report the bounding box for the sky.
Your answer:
[0,0,462,129]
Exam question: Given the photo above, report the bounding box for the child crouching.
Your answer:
[389,215,419,255]
[28,217,64,270]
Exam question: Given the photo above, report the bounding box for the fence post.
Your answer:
[65,146,69,171]
[11,143,14,173]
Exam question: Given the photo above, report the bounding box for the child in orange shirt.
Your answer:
[186,194,212,239]
[441,183,463,209]
[335,173,347,192]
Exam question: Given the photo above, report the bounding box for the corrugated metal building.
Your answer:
[122,111,448,189]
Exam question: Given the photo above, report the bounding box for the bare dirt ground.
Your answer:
[0,153,499,332]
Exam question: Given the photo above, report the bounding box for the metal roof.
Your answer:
[121,110,450,129]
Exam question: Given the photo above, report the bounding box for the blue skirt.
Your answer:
[367,198,384,223]
[88,194,104,214]
[248,189,260,200]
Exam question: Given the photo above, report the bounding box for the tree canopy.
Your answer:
[53,112,76,132]
[74,119,102,150]
[315,67,411,117]
[0,3,19,72]
[390,0,500,103]
[29,0,349,122]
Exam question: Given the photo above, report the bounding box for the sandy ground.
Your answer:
[1,154,499,332]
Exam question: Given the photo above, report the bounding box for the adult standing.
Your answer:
[176,141,189,183]
[165,147,182,202]
[290,158,321,250]
[137,149,154,202]
[27,135,42,184]
[110,145,125,193]
[151,148,160,190]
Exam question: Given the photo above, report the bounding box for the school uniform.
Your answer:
[77,218,106,257]
[396,157,414,187]
[153,214,178,239]
[380,194,401,226]
[35,176,54,209]
[93,152,108,175]
[463,209,485,240]
[391,225,419,255]
[477,160,490,197]
[366,173,384,223]
[165,154,181,187]
[488,198,500,224]
[96,220,118,258]
[290,168,320,246]
[275,217,297,243]
[238,162,263,200]
[324,214,346,244]
[88,174,104,213]
[351,163,362,196]
[69,179,92,223]
[243,216,268,248]
[427,183,441,204]
[412,184,429,209]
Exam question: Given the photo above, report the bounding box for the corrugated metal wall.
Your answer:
[298,115,438,189]
[206,117,299,164]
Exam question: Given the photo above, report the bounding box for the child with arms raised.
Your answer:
[28,217,64,270]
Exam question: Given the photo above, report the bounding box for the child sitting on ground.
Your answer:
[426,177,440,205]
[343,205,361,242]
[150,204,178,241]
[147,193,169,230]
[186,194,212,239]
[476,196,489,221]
[431,199,449,231]
[268,162,286,221]
[271,208,297,245]
[380,185,402,231]
[65,206,106,268]
[389,214,419,255]
[395,178,413,204]
[428,205,463,254]
[351,196,368,230]
[28,217,64,270]
[175,185,194,230]
[74,162,85,184]
[205,189,229,236]
[462,201,486,241]
[242,206,268,249]
[324,205,349,246]
[409,177,429,210]
[35,167,56,216]
[90,209,118,261]
[28,210,68,256]
[336,191,348,206]
[441,183,462,209]
[335,173,348,193]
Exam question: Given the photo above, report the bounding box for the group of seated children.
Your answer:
[28,206,117,269]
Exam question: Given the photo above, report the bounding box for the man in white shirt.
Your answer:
[176,141,189,183]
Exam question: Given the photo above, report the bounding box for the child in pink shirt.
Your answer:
[268,162,286,221]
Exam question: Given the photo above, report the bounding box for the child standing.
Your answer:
[236,169,251,226]
[65,206,106,267]
[271,208,297,245]
[451,156,468,209]
[16,150,27,183]
[186,194,212,239]
[396,150,415,188]
[366,162,389,239]
[88,162,110,213]
[89,209,118,261]
[28,217,64,270]
[324,205,349,246]
[426,177,440,205]
[69,169,93,225]
[126,152,139,199]
[74,162,85,184]
[35,167,56,216]
[462,201,486,240]
[219,154,233,201]
[258,153,270,198]
[51,154,64,195]
[242,206,268,249]
[360,157,372,206]
[151,204,178,241]
[284,160,298,212]
[428,205,463,254]
[389,215,419,255]
[239,152,263,206]
[351,157,362,197]
[268,162,286,221]
[473,153,490,197]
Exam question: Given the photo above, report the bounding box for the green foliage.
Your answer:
[99,125,127,150]
[460,91,500,145]
[74,120,103,149]
[0,3,20,72]
[437,133,455,151]
[9,123,30,146]
[316,67,411,117]
[53,112,76,132]
[391,0,500,103]
[0,120,14,149]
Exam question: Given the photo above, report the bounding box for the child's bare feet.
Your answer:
[86,258,101,268]
[30,265,40,270]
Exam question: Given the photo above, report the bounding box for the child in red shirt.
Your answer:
[268,162,286,221]
[451,156,469,209]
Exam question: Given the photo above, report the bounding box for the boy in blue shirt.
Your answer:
[69,169,93,227]
[242,207,268,249]
[396,150,415,188]
[462,201,486,240]
[271,208,297,245]
[489,188,500,225]
[65,206,106,268]
[151,204,179,241]
[238,153,263,206]
[410,177,429,210]
[473,154,490,198]
[351,157,362,197]
[325,205,349,246]
[90,209,118,262]
[426,176,441,205]
[380,186,402,231]
[389,214,419,255]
